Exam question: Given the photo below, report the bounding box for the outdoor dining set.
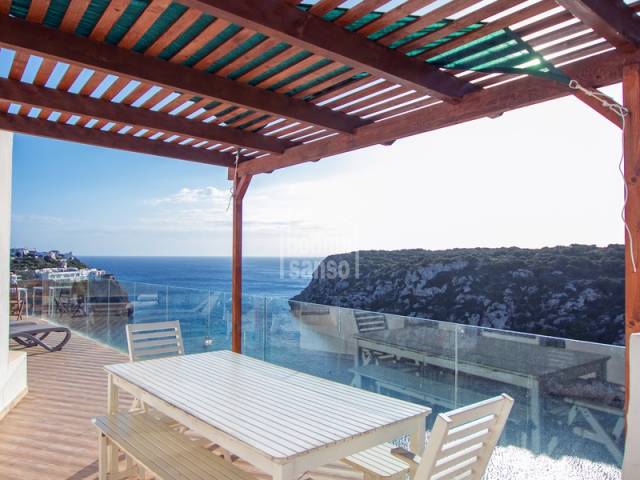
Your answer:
[95,320,514,480]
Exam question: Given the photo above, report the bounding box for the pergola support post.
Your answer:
[624,63,640,413]
[232,174,252,354]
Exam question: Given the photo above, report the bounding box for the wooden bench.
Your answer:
[93,412,256,480]
[343,443,410,480]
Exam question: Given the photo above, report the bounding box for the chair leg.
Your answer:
[109,443,120,479]
[98,433,107,480]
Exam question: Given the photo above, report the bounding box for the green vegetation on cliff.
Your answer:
[292,245,624,345]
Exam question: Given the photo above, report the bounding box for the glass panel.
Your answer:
[26,281,625,471]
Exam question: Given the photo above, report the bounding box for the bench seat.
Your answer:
[93,413,255,480]
[343,443,409,480]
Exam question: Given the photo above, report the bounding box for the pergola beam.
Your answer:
[0,78,291,154]
[179,0,478,101]
[554,0,640,52]
[236,49,640,176]
[0,111,234,167]
[0,15,365,134]
[231,174,252,353]
[624,63,640,412]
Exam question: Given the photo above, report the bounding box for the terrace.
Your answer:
[0,0,639,479]
[1,280,629,479]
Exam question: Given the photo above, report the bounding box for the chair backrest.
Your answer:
[414,394,514,480]
[623,333,640,479]
[125,321,185,362]
[354,311,388,333]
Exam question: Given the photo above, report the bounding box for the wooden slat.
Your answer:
[334,0,390,27]
[56,65,83,91]
[234,46,304,83]
[0,15,366,133]
[215,37,280,78]
[90,0,130,42]
[419,0,559,61]
[0,110,234,166]
[32,58,57,86]
[291,67,356,99]
[309,0,344,17]
[169,18,231,64]
[0,77,291,153]
[237,48,640,175]
[178,0,477,100]
[355,0,429,36]
[9,51,30,81]
[256,54,325,89]
[59,0,90,33]
[397,0,524,54]
[274,61,341,94]
[118,0,172,49]
[554,0,640,52]
[193,27,254,71]
[377,0,479,48]
[144,9,202,56]
[26,0,51,22]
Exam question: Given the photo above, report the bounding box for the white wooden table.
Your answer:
[105,350,430,480]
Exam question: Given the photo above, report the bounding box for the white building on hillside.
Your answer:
[35,268,107,282]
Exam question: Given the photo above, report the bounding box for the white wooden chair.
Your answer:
[344,394,514,480]
[125,321,184,416]
[125,320,184,362]
[623,333,640,479]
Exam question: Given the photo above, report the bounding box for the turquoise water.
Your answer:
[80,256,319,298]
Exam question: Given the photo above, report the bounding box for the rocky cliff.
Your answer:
[292,245,624,345]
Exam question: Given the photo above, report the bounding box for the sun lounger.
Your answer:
[10,323,71,352]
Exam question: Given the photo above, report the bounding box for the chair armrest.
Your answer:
[390,447,420,469]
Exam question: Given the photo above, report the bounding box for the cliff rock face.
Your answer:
[292,245,624,345]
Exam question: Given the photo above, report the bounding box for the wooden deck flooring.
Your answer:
[0,325,360,480]
[1,322,620,480]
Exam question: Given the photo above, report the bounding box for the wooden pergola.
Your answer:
[0,0,639,400]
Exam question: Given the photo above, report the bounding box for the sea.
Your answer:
[80,256,321,299]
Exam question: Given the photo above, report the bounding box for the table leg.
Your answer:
[410,417,426,455]
[353,344,362,388]
[107,374,120,415]
[106,374,120,476]
[530,379,541,454]
[98,432,107,480]
[272,463,295,480]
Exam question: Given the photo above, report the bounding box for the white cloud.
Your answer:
[145,186,229,206]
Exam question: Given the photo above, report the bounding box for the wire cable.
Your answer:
[569,80,635,272]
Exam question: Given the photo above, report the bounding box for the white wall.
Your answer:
[0,130,27,420]
[0,129,12,376]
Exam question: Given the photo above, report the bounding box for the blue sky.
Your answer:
[9,80,625,257]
